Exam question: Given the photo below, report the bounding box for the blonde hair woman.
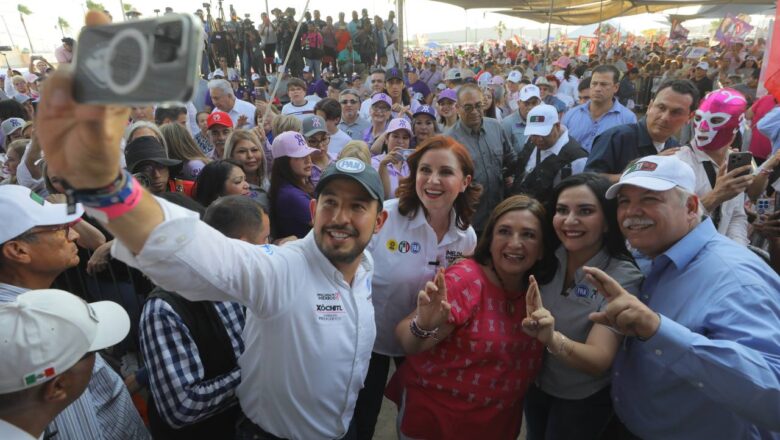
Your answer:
[337,140,372,165]
[160,123,210,179]
[224,129,270,212]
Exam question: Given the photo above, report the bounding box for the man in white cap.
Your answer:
[501,84,541,154]
[0,185,148,439]
[504,70,523,112]
[0,289,131,440]
[691,61,713,100]
[584,155,780,439]
[510,104,586,201]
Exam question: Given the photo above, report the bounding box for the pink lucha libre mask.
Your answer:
[692,88,747,151]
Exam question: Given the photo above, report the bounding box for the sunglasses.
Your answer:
[340,99,358,105]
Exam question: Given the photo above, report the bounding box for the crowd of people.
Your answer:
[0,5,779,440]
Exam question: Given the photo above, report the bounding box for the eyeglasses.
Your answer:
[13,222,75,241]
[307,134,331,147]
[460,102,484,113]
[340,99,358,105]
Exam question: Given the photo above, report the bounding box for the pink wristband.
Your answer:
[83,176,143,223]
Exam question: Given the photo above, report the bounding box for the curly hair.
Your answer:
[396,135,482,231]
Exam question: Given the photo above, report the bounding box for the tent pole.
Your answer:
[543,0,554,73]
[398,0,405,69]
[596,0,604,54]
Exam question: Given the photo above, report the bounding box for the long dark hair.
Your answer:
[269,156,314,225]
[473,195,557,284]
[550,173,632,261]
[563,64,573,81]
[194,159,243,207]
[396,136,482,230]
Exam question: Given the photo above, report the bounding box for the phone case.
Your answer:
[73,14,203,105]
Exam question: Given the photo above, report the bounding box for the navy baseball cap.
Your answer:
[386,68,404,81]
[316,158,384,205]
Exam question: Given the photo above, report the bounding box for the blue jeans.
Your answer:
[524,383,614,440]
[306,58,322,81]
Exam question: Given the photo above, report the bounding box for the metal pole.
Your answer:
[264,0,269,18]
[543,0,554,73]
[118,0,126,21]
[596,0,604,55]
[0,16,17,50]
[398,0,405,69]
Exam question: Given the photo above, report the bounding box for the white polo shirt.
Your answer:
[113,199,376,440]
[675,146,749,245]
[282,99,317,121]
[367,198,477,356]
[214,98,256,129]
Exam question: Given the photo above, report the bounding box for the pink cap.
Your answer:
[371,93,392,108]
[386,118,412,136]
[553,56,571,68]
[271,131,318,159]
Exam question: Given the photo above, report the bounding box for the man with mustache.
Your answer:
[586,80,699,182]
[675,88,752,244]
[583,155,780,440]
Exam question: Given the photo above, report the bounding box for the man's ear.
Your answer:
[41,375,68,404]
[374,208,388,234]
[1,241,33,265]
[686,193,700,220]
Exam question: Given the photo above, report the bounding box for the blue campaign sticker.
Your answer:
[574,284,591,298]
[260,244,274,255]
[411,242,421,254]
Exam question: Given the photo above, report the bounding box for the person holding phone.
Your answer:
[371,118,412,200]
[675,88,752,245]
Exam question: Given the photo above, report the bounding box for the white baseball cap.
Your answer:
[519,84,541,102]
[0,289,130,393]
[606,155,696,199]
[696,61,709,70]
[507,70,522,83]
[524,104,559,137]
[445,68,463,81]
[251,73,261,81]
[211,68,225,79]
[0,185,84,244]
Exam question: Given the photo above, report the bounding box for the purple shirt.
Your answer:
[273,181,313,238]
[307,79,328,99]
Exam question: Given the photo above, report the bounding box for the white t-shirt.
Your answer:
[328,129,352,157]
[282,99,318,121]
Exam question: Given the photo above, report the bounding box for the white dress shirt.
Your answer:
[675,146,749,245]
[214,98,256,129]
[113,198,376,440]
[0,419,38,440]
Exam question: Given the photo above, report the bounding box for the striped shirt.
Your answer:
[0,283,149,440]
[140,297,245,428]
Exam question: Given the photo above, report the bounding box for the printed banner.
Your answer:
[713,13,754,45]
[576,36,598,55]
[669,19,690,41]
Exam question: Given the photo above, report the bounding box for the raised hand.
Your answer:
[416,268,451,331]
[703,164,754,210]
[36,11,130,189]
[521,275,555,345]
[237,114,249,128]
[584,266,660,339]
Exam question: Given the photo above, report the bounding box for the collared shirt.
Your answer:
[585,119,679,175]
[338,116,371,141]
[538,247,642,400]
[0,283,149,440]
[611,219,780,439]
[522,128,586,175]
[214,98,256,129]
[500,111,528,154]
[140,298,245,428]
[561,99,637,152]
[367,199,477,356]
[675,146,749,245]
[445,118,517,231]
[113,199,376,440]
[0,419,37,440]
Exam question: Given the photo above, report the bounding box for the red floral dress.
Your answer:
[386,259,544,439]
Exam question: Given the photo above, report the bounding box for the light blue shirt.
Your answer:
[561,99,636,152]
[611,219,780,439]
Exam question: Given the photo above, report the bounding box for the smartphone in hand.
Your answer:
[727,152,753,176]
[73,13,203,105]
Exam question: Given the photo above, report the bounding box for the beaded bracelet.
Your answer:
[410,317,439,340]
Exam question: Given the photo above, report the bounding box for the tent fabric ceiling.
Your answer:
[430,0,775,25]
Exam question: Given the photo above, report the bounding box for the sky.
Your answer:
[0,0,769,58]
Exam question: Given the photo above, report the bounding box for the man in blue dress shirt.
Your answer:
[562,65,636,152]
[584,155,780,440]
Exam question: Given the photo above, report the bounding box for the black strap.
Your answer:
[701,160,722,229]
